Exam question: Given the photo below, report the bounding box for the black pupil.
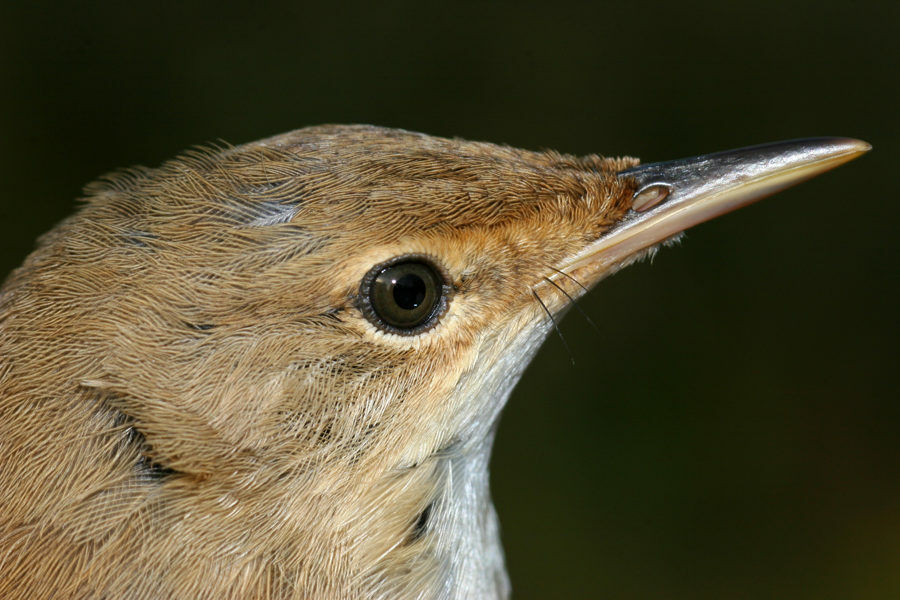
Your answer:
[392,273,426,310]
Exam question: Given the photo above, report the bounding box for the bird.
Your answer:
[0,125,868,599]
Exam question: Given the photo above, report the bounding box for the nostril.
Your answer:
[631,184,670,212]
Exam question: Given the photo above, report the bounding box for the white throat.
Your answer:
[423,317,553,599]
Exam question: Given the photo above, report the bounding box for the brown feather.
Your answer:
[0,125,637,599]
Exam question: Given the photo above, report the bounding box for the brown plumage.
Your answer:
[0,125,867,599]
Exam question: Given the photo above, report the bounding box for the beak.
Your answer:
[565,137,871,274]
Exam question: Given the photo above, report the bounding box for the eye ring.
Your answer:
[358,254,452,336]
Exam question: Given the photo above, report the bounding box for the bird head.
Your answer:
[0,125,868,598]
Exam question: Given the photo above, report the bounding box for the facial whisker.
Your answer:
[532,288,575,366]
[542,276,603,338]
[545,264,589,293]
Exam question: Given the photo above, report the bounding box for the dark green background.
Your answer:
[2,2,897,598]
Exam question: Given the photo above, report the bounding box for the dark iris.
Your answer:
[360,256,450,335]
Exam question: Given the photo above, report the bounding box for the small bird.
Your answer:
[0,125,868,599]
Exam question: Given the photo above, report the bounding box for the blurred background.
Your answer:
[1,1,897,598]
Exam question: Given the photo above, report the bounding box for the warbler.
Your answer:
[0,125,868,599]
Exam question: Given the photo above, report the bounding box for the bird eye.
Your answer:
[359,256,451,335]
